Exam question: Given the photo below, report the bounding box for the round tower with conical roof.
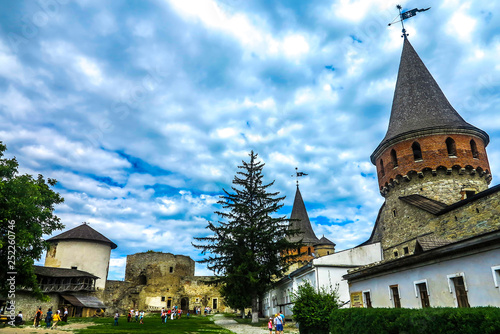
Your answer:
[371,38,491,205]
[366,38,493,258]
[45,223,117,290]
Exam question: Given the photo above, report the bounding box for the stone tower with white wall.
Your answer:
[45,223,117,290]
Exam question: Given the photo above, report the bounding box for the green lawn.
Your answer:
[68,314,235,334]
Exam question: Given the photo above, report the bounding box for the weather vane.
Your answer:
[291,167,308,187]
[388,5,430,38]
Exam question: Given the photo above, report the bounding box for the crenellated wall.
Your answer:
[374,134,491,197]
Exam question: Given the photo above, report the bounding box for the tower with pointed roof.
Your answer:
[366,37,493,258]
[45,223,117,290]
[286,186,335,272]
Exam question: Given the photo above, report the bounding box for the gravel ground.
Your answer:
[213,315,299,334]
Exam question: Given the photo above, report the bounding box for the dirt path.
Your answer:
[0,322,92,334]
[213,315,299,334]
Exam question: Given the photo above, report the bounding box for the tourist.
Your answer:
[135,310,139,322]
[170,308,175,320]
[139,310,144,324]
[62,308,69,322]
[14,311,23,326]
[268,317,274,334]
[274,313,284,334]
[33,307,42,327]
[127,310,131,322]
[45,308,53,328]
[114,312,119,326]
[279,311,285,326]
[161,308,165,323]
[51,310,61,329]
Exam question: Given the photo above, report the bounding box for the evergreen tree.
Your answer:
[193,151,302,322]
[0,142,64,299]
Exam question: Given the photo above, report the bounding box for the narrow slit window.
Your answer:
[446,137,457,157]
[412,142,423,161]
[391,149,398,167]
[470,140,479,158]
[380,159,385,177]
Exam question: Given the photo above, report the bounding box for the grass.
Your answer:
[65,314,235,334]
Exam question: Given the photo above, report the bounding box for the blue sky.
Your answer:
[1,0,499,280]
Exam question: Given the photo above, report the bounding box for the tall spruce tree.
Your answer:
[193,151,302,322]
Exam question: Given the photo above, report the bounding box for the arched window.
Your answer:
[470,140,479,158]
[412,142,423,161]
[446,137,457,157]
[390,149,398,167]
[380,159,385,176]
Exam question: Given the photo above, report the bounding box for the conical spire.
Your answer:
[371,38,489,163]
[288,187,319,244]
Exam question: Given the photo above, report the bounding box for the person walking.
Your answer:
[114,312,119,326]
[51,310,61,329]
[33,307,42,327]
[268,317,274,334]
[274,313,284,334]
[45,308,53,328]
[139,310,144,324]
[135,310,139,322]
[62,308,68,322]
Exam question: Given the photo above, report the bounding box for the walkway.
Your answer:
[213,315,299,334]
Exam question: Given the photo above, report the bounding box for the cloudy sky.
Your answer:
[1,0,499,280]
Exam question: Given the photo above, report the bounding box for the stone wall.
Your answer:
[104,252,228,313]
[12,292,60,323]
[376,188,500,260]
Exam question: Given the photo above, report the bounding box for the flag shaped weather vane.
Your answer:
[292,167,308,187]
[388,5,430,38]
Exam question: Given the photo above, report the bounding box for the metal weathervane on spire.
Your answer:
[292,167,308,187]
[388,5,430,38]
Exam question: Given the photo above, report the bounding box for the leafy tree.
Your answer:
[193,151,302,322]
[292,280,340,334]
[0,142,64,298]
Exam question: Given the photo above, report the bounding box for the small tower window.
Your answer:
[380,159,385,177]
[470,140,479,159]
[390,149,398,167]
[412,142,423,161]
[307,247,311,256]
[446,137,457,157]
[394,250,399,258]
[392,209,397,217]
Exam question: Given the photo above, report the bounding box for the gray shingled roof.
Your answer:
[399,195,448,215]
[315,235,336,246]
[415,235,451,252]
[288,187,319,244]
[47,224,118,249]
[34,265,98,278]
[371,38,489,163]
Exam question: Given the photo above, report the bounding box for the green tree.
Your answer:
[193,151,302,322]
[0,142,64,298]
[291,280,340,334]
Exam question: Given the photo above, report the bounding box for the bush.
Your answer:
[292,281,339,334]
[329,307,500,334]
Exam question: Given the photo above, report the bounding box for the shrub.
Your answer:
[292,281,339,334]
[329,307,500,334]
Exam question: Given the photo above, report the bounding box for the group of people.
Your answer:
[123,309,145,324]
[160,306,186,322]
[268,311,285,334]
[32,307,68,329]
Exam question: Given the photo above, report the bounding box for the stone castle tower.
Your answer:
[367,37,492,257]
[45,223,117,290]
[287,186,335,272]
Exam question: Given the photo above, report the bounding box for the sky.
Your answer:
[1,0,499,280]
